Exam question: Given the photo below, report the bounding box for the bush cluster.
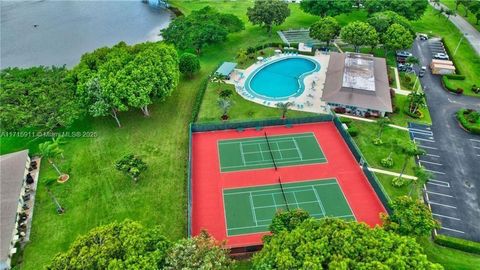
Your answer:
[380,156,394,168]
[434,234,480,254]
[456,109,480,134]
[441,76,463,95]
[392,177,408,187]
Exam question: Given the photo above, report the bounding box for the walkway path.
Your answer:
[337,114,409,131]
[367,167,417,180]
[430,2,480,55]
[392,67,412,96]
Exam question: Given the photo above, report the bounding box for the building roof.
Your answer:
[322,52,393,113]
[1,150,28,264]
[215,62,237,77]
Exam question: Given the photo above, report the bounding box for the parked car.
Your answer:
[396,51,413,58]
[419,66,427,77]
[433,53,449,60]
[419,34,428,40]
[398,63,413,72]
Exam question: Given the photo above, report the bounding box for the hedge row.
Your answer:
[246,42,319,56]
[434,234,480,254]
[441,76,463,94]
[442,38,462,75]
[444,74,466,80]
[190,77,209,123]
[456,109,480,134]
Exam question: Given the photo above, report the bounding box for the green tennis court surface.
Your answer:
[223,179,354,236]
[218,133,326,172]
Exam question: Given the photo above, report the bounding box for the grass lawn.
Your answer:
[4,1,479,268]
[197,82,316,122]
[399,71,419,91]
[419,237,480,270]
[388,67,398,89]
[440,0,480,32]
[412,6,480,97]
[389,94,432,127]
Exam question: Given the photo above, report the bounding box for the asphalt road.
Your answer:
[412,38,480,241]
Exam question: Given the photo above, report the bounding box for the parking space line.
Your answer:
[429,201,457,209]
[426,153,440,158]
[419,145,438,150]
[414,137,435,143]
[428,179,450,188]
[419,160,443,166]
[433,213,461,221]
[425,169,446,175]
[473,146,480,150]
[426,190,453,198]
[470,139,480,143]
[440,227,465,234]
[409,130,433,136]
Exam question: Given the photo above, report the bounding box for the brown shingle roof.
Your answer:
[322,52,393,113]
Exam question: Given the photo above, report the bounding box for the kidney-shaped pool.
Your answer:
[245,56,320,100]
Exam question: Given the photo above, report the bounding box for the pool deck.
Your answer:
[226,52,330,114]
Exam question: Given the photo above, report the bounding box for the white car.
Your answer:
[419,66,427,77]
[434,53,449,60]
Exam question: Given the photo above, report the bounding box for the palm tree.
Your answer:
[407,91,427,115]
[211,73,226,91]
[411,166,432,196]
[376,117,391,139]
[396,141,426,181]
[276,102,294,119]
[42,178,65,214]
[38,141,63,176]
[217,98,233,120]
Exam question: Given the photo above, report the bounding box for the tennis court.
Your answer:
[218,132,326,172]
[223,178,354,236]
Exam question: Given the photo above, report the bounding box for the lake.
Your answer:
[0,0,173,68]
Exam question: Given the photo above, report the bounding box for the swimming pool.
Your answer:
[244,56,320,100]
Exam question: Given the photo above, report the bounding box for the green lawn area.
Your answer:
[412,6,480,97]
[440,0,480,32]
[389,94,432,127]
[388,67,398,89]
[4,1,479,268]
[399,71,418,91]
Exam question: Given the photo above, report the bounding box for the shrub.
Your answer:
[457,109,480,134]
[179,53,201,78]
[390,88,396,98]
[445,74,466,80]
[372,138,383,146]
[334,107,346,114]
[246,46,256,54]
[392,177,408,187]
[219,89,233,98]
[381,156,394,168]
[434,234,480,255]
[347,126,359,137]
[191,78,209,122]
[456,88,464,94]
[471,84,480,94]
[340,117,352,124]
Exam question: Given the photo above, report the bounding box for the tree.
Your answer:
[269,209,310,234]
[309,16,341,48]
[411,165,432,196]
[253,218,443,269]
[381,196,440,236]
[39,141,64,176]
[179,53,201,78]
[236,49,248,65]
[217,98,233,120]
[406,56,420,66]
[115,154,148,183]
[376,117,391,140]
[164,231,233,270]
[162,6,244,54]
[300,0,354,17]
[383,23,413,56]
[0,66,80,131]
[340,21,379,52]
[48,220,171,269]
[367,11,413,37]
[276,102,294,119]
[247,0,290,35]
[407,91,426,115]
[42,178,65,214]
[395,141,425,181]
[445,8,457,19]
[364,0,429,20]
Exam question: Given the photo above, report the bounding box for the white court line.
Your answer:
[470,139,480,143]
[426,190,453,198]
[419,160,443,166]
[440,227,465,234]
[426,153,440,158]
[418,145,438,150]
[219,133,314,145]
[225,182,337,195]
[425,169,446,175]
[414,137,435,143]
[311,186,326,217]
[428,179,450,188]
[292,138,303,160]
[249,192,258,226]
[429,201,457,209]
[239,142,246,165]
[433,213,461,221]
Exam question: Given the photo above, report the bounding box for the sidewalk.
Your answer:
[367,167,417,180]
[392,67,412,96]
[337,114,409,131]
[430,2,480,55]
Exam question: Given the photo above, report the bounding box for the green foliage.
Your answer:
[407,91,426,115]
[381,155,394,168]
[253,218,443,269]
[48,220,171,270]
[367,11,413,36]
[347,125,359,137]
[74,42,179,124]
[162,6,244,54]
[434,234,480,255]
[0,66,80,131]
[456,109,480,134]
[115,154,148,182]
[309,16,341,47]
[300,0,354,17]
[179,53,201,78]
[372,137,383,145]
[235,49,249,65]
[275,102,294,119]
[217,98,234,119]
[247,0,290,34]
[383,23,414,52]
[219,89,233,99]
[382,196,440,237]
[269,209,310,234]
[165,231,233,269]
[39,140,64,175]
[340,21,379,52]
[445,74,466,80]
[392,176,408,187]
[364,0,429,20]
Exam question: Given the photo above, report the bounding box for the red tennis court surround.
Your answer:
[191,122,386,248]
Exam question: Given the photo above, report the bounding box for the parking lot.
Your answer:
[408,123,468,237]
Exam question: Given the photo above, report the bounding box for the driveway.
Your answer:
[412,38,480,241]
[430,2,480,55]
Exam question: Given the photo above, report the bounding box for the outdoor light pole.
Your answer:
[454,33,468,56]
